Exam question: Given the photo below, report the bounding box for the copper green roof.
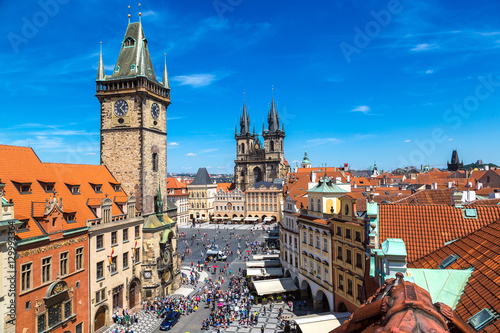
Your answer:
[405,268,473,310]
[159,229,172,243]
[301,151,310,164]
[107,22,158,82]
[306,175,346,193]
[382,238,407,256]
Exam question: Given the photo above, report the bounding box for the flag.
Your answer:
[134,239,137,252]
[110,245,114,265]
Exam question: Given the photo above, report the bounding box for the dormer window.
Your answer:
[143,39,147,48]
[131,64,136,71]
[110,183,121,192]
[13,181,32,194]
[124,37,135,47]
[148,68,152,75]
[114,65,120,73]
[90,183,103,193]
[71,186,80,194]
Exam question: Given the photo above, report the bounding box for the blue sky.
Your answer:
[1,0,500,173]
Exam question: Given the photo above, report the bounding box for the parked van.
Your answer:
[206,250,227,261]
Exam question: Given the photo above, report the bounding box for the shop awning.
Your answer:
[232,218,243,222]
[252,254,280,260]
[263,217,273,222]
[293,313,351,333]
[253,278,297,296]
[247,267,283,277]
[246,260,281,268]
[244,217,259,221]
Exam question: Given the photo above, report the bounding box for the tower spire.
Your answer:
[97,42,105,80]
[268,87,278,132]
[162,53,170,88]
[138,3,142,22]
[128,5,131,24]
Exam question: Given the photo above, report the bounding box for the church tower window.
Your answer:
[152,153,158,172]
[124,37,135,47]
[131,64,136,70]
[270,141,274,152]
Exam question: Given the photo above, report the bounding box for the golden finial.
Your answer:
[128,5,131,23]
[138,3,142,20]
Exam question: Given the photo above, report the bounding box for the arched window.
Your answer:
[152,153,158,172]
[270,141,275,152]
[345,204,349,215]
[197,203,199,208]
[124,37,135,47]
[197,192,199,198]
[310,198,314,211]
[202,203,205,209]
[241,143,245,154]
[202,192,205,198]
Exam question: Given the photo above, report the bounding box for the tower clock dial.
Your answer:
[151,103,160,119]
[114,99,129,116]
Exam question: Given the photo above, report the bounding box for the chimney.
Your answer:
[311,171,316,183]
[452,191,463,207]
[447,181,453,188]
[335,176,341,184]
[485,165,490,171]
[432,182,437,190]
[347,175,350,182]
[476,182,483,190]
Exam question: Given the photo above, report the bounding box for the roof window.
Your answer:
[463,208,478,219]
[438,254,459,269]
[469,308,498,331]
[13,181,32,194]
[124,37,135,47]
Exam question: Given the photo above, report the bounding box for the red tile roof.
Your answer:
[0,145,129,239]
[379,204,500,263]
[391,189,455,206]
[409,220,500,333]
[216,182,234,192]
[467,198,500,206]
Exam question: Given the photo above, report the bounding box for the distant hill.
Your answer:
[464,162,498,170]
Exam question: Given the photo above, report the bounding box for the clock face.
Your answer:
[114,99,129,117]
[163,250,171,265]
[151,103,160,119]
[144,271,152,278]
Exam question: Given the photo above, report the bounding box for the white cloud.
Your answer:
[404,139,411,143]
[167,116,183,121]
[201,148,219,153]
[168,142,179,146]
[86,152,96,155]
[185,153,197,156]
[306,138,342,147]
[411,43,438,52]
[172,74,217,88]
[351,105,370,114]
[448,138,454,141]
[425,69,434,74]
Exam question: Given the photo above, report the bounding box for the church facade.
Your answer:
[234,98,289,191]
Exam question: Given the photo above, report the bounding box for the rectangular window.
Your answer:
[336,226,342,237]
[76,247,83,270]
[316,235,320,248]
[357,284,363,302]
[134,248,140,263]
[338,274,344,291]
[42,257,51,284]
[347,279,353,296]
[355,231,362,242]
[123,228,128,242]
[21,262,32,291]
[96,235,104,249]
[111,231,117,245]
[346,249,352,264]
[96,261,104,279]
[324,267,328,282]
[346,229,351,240]
[323,238,327,251]
[356,253,363,269]
[309,234,313,246]
[64,301,72,318]
[135,226,140,238]
[303,232,306,243]
[60,252,69,276]
[111,256,117,273]
[37,314,46,332]
[76,323,83,333]
[337,246,343,260]
[123,252,129,269]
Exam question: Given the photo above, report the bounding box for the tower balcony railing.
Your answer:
[96,77,170,99]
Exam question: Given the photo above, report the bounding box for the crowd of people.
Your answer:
[143,294,201,318]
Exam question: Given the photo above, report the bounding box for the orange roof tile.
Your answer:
[379,204,500,263]
[216,182,234,192]
[391,189,455,205]
[409,220,500,333]
[0,145,130,239]
[167,177,187,189]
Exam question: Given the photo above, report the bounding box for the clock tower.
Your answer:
[96,16,170,214]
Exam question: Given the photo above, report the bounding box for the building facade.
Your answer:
[97,17,171,214]
[280,195,300,282]
[330,196,370,313]
[234,99,289,191]
[187,168,217,221]
[245,181,284,222]
[214,187,246,222]
[88,196,144,332]
[166,178,189,225]
[0,182,21,333]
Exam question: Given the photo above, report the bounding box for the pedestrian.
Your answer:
[261,325,265,332]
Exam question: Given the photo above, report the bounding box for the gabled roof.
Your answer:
[249,181,283,190]
[379,204,500,263]
[307,175,346,193]
[0,145,130,239]
[409,220,500,333]
[190,167,213,185]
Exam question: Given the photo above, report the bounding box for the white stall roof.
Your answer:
[252,254,280,260]
[293,313,351,333]
[253,277,297,295]
[246,260,281,268]
[247,267,283,277]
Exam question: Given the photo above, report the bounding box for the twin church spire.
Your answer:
[96,11,169,88]
[236,91,285,137]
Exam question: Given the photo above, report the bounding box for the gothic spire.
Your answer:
[268,96,279,132]
[240,100,250,135]
[162,53,169,88]
[97,42,105,80]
